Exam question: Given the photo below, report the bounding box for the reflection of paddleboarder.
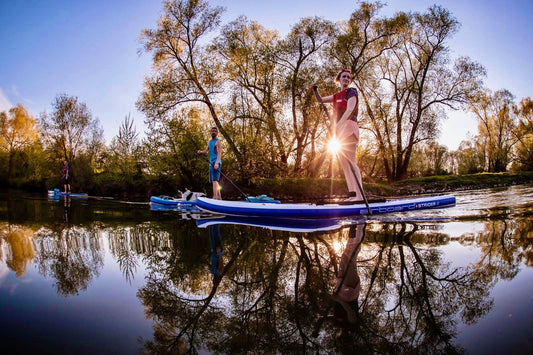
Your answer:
[313,223,365,344]
[63,196,71,225]
[330,223,365,348]
[209,224,224,279]
[333,223,364,318]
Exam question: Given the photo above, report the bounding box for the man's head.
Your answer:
[211,126,218,139]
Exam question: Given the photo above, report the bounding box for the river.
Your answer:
[0,185,532,354]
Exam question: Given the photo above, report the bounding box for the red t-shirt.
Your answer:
[333,88,358,122]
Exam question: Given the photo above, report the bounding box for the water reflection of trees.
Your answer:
[0,217,200,296]
[1,210,531,352]
[136,218,533,354]
[0,224,37,277]
[35,226,105,296]
[32,221,183,295]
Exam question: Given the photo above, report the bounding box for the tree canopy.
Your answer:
[137,0,487,182]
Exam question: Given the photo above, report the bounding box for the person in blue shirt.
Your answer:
[197,126,222,200]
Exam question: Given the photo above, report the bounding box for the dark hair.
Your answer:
[336,69,353,82]
[211,126,218,131]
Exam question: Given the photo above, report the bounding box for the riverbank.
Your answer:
[247,171,533,201]
[386,171,533,196]
[10,171,530,202]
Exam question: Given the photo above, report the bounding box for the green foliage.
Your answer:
[106,114,143,177]
[0,104,40,183]
[455,139,486,174]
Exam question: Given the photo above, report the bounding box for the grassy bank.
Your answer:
[388,171,533,196]
[24,171,531,202]
[242,171,533,201]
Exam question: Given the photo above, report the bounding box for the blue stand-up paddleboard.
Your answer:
[196,195,456,219]
[48,188,88,198]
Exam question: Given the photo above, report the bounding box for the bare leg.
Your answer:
[339,153,364,199]
[213,181,221,200]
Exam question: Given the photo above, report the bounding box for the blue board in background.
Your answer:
[150,195,197,207]
[48,188,88,198]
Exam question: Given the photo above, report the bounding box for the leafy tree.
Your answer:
[107,113,141,176]
[39,93,104,188]
[142,106,211,193]
[137,0,490,185]
[137,0,237,155]
[0,104,40,180]
[455,139,486,174]
[469,89,518,172]
[329,1,405,80]
[272,17,336,175]
[212,16,284,179]
[512,97,533,170]
[356,5,484,181]
[213,15,336,178]
[408,141,449,177]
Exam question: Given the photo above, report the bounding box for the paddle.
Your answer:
[197,153,250,201]
[184,132,251,201]
[313,85,372,215]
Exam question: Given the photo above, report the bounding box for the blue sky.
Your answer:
[1,0,531,150]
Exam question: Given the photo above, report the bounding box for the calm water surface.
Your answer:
[0,185,532,354]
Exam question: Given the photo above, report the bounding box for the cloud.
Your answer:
[0,87,13,111]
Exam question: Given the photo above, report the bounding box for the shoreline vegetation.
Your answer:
[247,171,533,202]
[6,171,531,202]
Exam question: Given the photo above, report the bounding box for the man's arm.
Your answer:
[197,144,209,155]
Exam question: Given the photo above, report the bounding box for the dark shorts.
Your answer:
[64,176,70,184]
[209,164,221,183]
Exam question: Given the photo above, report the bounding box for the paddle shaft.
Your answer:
[198,153,249,199]
[313,86,371,214]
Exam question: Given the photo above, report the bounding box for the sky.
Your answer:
[1,0,532,150]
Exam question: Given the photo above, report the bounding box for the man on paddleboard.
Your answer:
[198,126,222,200]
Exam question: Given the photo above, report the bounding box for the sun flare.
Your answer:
[328,137,341,155]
